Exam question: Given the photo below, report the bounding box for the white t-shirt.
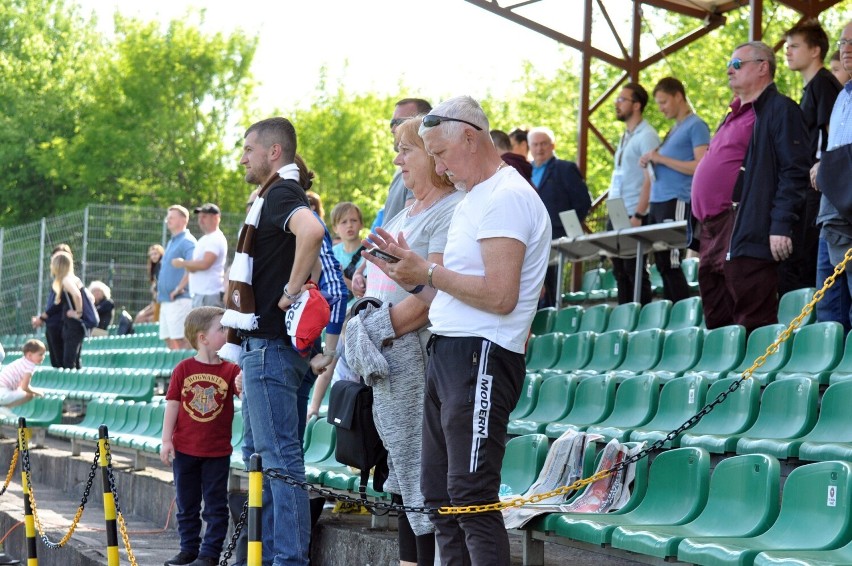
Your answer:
[429,166,552,353]
[0,357,36,390]
[189,228,227,295]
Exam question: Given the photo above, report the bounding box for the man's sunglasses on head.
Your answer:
[422,114,483,131]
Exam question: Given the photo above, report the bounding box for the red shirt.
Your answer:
[692,98,756,221]
[165,357,240,457]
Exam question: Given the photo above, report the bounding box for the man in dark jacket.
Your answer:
[692,41,811,331]
[529,126,592,306]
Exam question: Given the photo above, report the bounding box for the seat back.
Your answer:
[795,381,852,444]
[508,374,543,420]
[303,419,337,464]
[685,377,760,436]
[614,329,665,374]
[688,325,746,376]
[549,331,595,373]
[606,302,640,332]
[622,447,711,524]
[778,321,844,375]
[531,307,557,336]
[553,306,584,334]
[740,376,819,440]
[681,257,699,286]
[751,460,852,549]
[635,300,672,332]
[777,287,816,327]
[581,268,606,293]
[522,375,578,423]
[525,332,564,372]
[667,297,703,330]
[500,434,550,496]
[635,375,709,434]
[591,374,659,428]
[652,327,704,374]
[732,324,792,375]
[582,330,628,373]
[578,304,611,333]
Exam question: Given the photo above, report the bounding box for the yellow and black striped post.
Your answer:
[98,425,120,566]
[17,417,37,565]
[248,453,263,566]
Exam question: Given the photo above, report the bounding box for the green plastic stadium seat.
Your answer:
[650,264,664,296]
[544,374,617,438]
[131,402,167,452]
[551,447,711,546]
[509,374,543,420]
[563,268,605,304]
[650,327,704,382]
[635,300,672,332]
[683,325,746,382]
[828,331,852,384]
[500,434,549,496]
[675,377,759,450]
[773,321,844,385]
[49,399,108,440]
[731,376,820,458]
[681,257,700,294]
[777,287,816,327]
[728,324,792,385]
[607,329,665,381]
[667,297,703,330]
[587,269,617,302]
[525,335,536,365]
[508,375,577,435]
[540,331,595,375]
[577,303,611,334]
[630,375,709,448]
[303,419,337,464]
[113,402,156,448]
[797,381,852,462]
[585,374,660,442]
[573,330,628,377]
[525,332,563,372]
[553,306,583,335]
[612,453,780,560]
[531,307,557,336]
[678,460,852,566]
[605,302,640,332]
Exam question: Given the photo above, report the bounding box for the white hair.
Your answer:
[88,280,111,300]
[418,95,489,139]
[528,126,556,144]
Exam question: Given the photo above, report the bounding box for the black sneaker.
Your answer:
[164,551,197,566]
[186,557,218,566]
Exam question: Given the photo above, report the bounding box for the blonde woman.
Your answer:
[51,251,85,369]
[135,244,164,323]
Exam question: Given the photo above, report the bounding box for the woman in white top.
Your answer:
[51,251,86,369]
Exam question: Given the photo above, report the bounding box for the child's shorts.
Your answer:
[0,388,26,406]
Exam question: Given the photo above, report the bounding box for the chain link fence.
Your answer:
[0,205,244,337]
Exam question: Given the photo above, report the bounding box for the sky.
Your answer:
[75,0,583,113]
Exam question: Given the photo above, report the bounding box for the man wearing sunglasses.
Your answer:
[692,41,811,332]
[362,96,551,566]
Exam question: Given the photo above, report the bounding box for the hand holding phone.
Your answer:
[368,248,401,263]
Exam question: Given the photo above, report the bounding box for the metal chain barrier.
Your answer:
[253,247,852,518]
[103,438,139,566]
[22,440,101,548]
[219,500,248,566]
[0,448,18,497]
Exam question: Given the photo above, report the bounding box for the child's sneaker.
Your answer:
[164,551,197,566]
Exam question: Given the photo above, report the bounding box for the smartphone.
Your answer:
[368,248,401,263]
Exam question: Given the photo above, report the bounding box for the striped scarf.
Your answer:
[218,163,300,362]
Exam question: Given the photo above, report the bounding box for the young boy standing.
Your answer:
[161,306,240,566]
[0,339,45,408]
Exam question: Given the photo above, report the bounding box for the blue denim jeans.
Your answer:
[172,451,230,560]
[817,237,852,334]
[240,337,310,566]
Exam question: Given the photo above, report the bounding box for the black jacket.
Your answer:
[729,83,810,261]
[534,157,592,239]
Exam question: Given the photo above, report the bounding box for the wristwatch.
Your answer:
[321,347,338,359]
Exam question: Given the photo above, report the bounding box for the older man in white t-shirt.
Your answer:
[362,95,551,566]
[171,203,227,307]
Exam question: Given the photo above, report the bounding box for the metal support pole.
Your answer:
[81,207,90,284]
[98,426,120,566]
[37,219,46,317]
[248,454,263,566]
[17,418,37,565]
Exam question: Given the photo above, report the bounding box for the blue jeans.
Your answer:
[172,451,230,559]
[240,337,310,566]
[817,237,852,334]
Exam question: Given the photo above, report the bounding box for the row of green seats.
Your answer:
[527,321,849,386]
[560,259,701,305]
[32,368,155,402]
[0,394,66,427]
[79,349,193,375]
[509,372,852,462]
[83,332,163,351]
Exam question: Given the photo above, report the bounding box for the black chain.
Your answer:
[219,500,248,566]
[103,439,124,517]
[22,443,101,549]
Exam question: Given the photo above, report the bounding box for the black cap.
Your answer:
[194,203,220,215]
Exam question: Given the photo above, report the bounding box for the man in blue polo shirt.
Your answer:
[158,205,196,350]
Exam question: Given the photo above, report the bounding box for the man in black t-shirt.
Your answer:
[783,20,846,324]
[235,117,324,566]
